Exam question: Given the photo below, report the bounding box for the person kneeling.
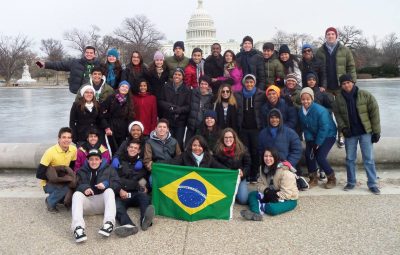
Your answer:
[71,149,121,243]
[114,140,154,237]
[241,148,298,221]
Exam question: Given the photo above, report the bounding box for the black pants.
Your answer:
[239,128,259,179]
[116,192,150,226]
[170,126,186,151]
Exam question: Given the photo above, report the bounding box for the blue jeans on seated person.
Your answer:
[43,183,69,208]
[236,179,249,205]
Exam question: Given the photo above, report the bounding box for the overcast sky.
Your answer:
[2,0,399,54]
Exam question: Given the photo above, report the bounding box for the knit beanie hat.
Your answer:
[153,50,164,61]
[107,48,119,59]
[285,73,298,84]
[263,42,274,51]
[306,72,317,81]
[300,87,314,101]
[325,27,338,38]
[266,85,281,97]
[204,110,217,121]
[242,74,256,85]
[302,43,312,51]
[173,41,185,51]
[118,80,130,88]
[279,44,290,55]
[128,121,144,133]
[339,74,354,84]
[80,85,96,97]
[199,75,211,85]
[242,35,253,46]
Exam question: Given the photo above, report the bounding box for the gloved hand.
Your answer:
[111,157,120,169]
[371,133,380,143]
[342,128,352,138]
[262,188,279,203]
[134,160,143,171]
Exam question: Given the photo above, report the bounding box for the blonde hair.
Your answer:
[214,84,237,108]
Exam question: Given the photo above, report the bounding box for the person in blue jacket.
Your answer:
[298,87,337,189]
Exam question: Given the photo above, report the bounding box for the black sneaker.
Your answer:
[369,187,381,195]
[115,224,138,237]
[45,198,59,213]
[99,221,114,237]
[343,184,355,191]
[240,210,263,221]
[74,226,87,243]
[141,205,155,231]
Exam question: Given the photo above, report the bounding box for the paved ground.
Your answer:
[0,170,399,255]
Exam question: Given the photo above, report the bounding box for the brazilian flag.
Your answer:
[152,163,240,221]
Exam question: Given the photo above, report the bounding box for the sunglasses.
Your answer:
[222,90,231,94]
[302,49,312,53]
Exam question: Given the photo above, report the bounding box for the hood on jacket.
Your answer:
[267,108,284,130]
[149,129,172,142]
[305,70,319,86]
[89,75,107,88]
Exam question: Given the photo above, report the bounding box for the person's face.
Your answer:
[87,134,98,146]
[223,131,235,147]
[307,78,317,88]
[58,132,72,150]
[139,82,148,93]
[88,156,101,169]
[263,49,273,59]
[173,71,183,84]
[127,143,141,157]
[243,41,252,52]
[83,90,94,102]
[91,71,102,84]
[174,47,183,57]
[269,115,280,127]
[156,123,169,138]
[155,59,164,68]
[107,55,116,63]
[205,117,215,127]
[84,49,95,61]
[244,79,255,91]
[341,81,354,93]
[191,139,204,156]
[131,53,141,65]
[211,44,221,57]
[119,84,129,95]
[221,86,231,99]
[301,93,313,109]
[280,53,289,62]
[130,125,142,139]
[192,52,202,64]
[199,81,209,95]
[267,90,279,105]
[326,31,337,44]
[286,79,297,90]
[263,150,274,167]
[302,48,313,60]
[224,52,233,63]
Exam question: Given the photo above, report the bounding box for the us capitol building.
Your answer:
[161,0,241,57]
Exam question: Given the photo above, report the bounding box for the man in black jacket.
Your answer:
[37,46,100,94]
[205,43,224,95]
[299,44,327,90]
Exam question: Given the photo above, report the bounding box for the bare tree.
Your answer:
[63,25,101,55]
[271,30,289,47]
[40,38,65,84]
[0,35,32,85]
[382,33,400,66]
[96,35,125,63]
[338,26,368,50]
[114,15,165,63]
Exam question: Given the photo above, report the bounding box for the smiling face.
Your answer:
[131,52,141,65]
[263,49,273,59]
[139,81,148,93]
[263,150,274,167]
[91,71,102,85]
[301,93,313,109]
[130,125,142,139]
[224,52,233,63]
[280,53,289,62]
[286,79,297,90]
[84,49,95,61]
[221,86,231,99]
[205,117,215,127]
[107,55,116,63]
[83,90,94,102]
[173,71,183,84]
[242,41,252,52]
[192,51,202,64]
[244,78,255,91]
[127,143,140,157]
[211,44,221,57]
[223,131,235,147]
[87,133,99,146]
[191,139,204,156]
[155,59,164,68]
[326,31,337,44]
[302,48,313,61]
[156,122,169,139]
[199,80,209,95]
[58,132,72,151]
[341,80,354,93]
[118,84,129,95]
[267,90,279,105]
[269,115,280,127]
[88,156,101,169]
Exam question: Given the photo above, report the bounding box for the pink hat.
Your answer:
[153,51,164,61]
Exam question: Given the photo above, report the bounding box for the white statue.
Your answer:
[17,60,36,84]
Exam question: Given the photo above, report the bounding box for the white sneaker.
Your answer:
[98,221,114,237]
[74,226,87,243]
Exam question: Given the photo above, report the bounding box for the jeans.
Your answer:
[345,133,378,188]
[305,137,336,175]
[239,128,260,179]
[236,179,249,205]
[116,192,151,226]
[170,126,186,151]
[43,183,69,208]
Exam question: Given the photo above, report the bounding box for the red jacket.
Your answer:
[132,93,158,135]
[184,62,198,89]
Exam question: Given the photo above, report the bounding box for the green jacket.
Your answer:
[316,43,356,86]
[264,51,285,86]
[333,88,380,135]
[165,55,190,79]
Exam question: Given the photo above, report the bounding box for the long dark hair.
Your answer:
[186,135,210,155]
[77,93,99,112]
[261,148,280,176]
[223,50,241,68]
[130,50,144,66]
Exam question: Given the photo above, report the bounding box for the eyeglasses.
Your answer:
[222,90,231,94]
[224,136,234,139]
[302,49,312,53]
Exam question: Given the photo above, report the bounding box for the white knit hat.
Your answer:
[80,85,96,97]
[128,121,144,133]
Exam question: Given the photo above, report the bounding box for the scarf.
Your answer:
[133,64,141,74]
[196,60,205,86]
[326,41,338,55]
[107,64,116,88]
[223,142,236,158]
[85,102,94,112]
[156,67,164,78]
[192,152,204,167]
[242,86,257,98]
[115,93,127,105]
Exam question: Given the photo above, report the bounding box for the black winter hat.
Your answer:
[199,75,211,85]
[263,42,275,51]
[242,36,253,46]
[204,110,217,121]
[279,44,290,55]
[173,41,185,51]
[339,74,354,85]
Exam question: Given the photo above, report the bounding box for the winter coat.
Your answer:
[45,58,100,94]
[261,98,298,130]
[121,63,149,93]
[115,136,147,159]
[258,110,302,166]
[216,65,243,92]
[257,163,299,200]
[117,155,147,192]
[235,89,266,130]
[214,151,251,178]
[281,87,302,110]
[316,43,356,90]
[281,58,302,87]
[294,87,333,112]
[158,82,191,128]
[132,93,158,136]
[76,160,121,195]
[184,59,205,89]
[236,49,266,90]
[146,66,169,98]
[169,151,226,169]
[75,144,111,172]
[204,54,224,79]
[299,57,327,88]
[333,87,380,135]
[298,102,337,146]
[264,51,285,86]
[187,89,213,131]
[165,55,190,79]
[75,77,115,105]
[100,62,123,89]
[214,102,239,132]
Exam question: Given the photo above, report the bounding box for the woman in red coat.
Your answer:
[132,79,158,136]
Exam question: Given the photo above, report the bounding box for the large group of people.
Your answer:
[36,26,382,242]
